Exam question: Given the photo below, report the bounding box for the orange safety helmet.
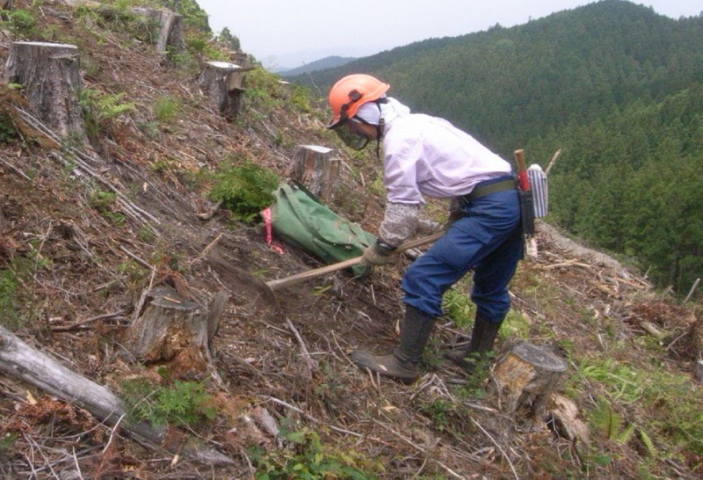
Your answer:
[326,74,390,129]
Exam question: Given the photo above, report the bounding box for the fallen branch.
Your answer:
[0,156,35,183]
[371,419,465,480]
[197,201,223,221]
[119,245,153,270]
[640,320,665,339]
[542,260,592,271]
[190,233,224,266]
[14,107,160,233]
[0,325,234,466]
[470,418,519,480]
[50,311,127,332]
[285,317,315,374]
[261,396,363,439]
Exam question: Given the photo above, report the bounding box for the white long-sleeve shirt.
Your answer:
[382,114,511,205]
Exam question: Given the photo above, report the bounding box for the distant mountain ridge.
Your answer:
[279,56,356,77]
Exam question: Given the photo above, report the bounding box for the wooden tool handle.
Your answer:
[266,231,445,291]
[514,149,530,191]
[514,149,527,172]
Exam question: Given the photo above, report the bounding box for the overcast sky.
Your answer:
[196,0,702,69]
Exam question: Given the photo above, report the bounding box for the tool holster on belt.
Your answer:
[518,187,536,236]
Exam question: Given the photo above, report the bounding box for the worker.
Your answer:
[327,74,524,383]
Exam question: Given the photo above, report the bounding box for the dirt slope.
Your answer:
[1,2,702,479]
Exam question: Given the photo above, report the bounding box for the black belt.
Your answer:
[460,178,516,204]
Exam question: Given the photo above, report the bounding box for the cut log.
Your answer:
[5,42,85,140]
[198,61,246,120]
[489,342,567,420]
[0,325,234,465]
[125,286,229,379]
[289,145,340,202]
[131,7,185,54]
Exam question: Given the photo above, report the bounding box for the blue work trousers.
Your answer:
[402,177,523,323]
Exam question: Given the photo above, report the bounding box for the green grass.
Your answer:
[571,355,703,471]
[209,158,280,222]
[153,96,182,124]
[120,377,217,427]
[250,423,381,479]
[0,256,46,330]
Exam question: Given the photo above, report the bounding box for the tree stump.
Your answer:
[126,286,229,379]
[198,61,246,121]
[489,342,567,420]
[5,42,85,140]
[131,7,185,54]
[289,145,340,202]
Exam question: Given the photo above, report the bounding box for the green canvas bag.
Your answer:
[269,182,376,276]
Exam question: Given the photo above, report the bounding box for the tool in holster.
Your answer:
[514,149,536,236]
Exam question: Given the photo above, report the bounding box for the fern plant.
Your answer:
[80,89,136,138]
[590,396,627,441]
[639,428,658,458]
[580,358,644,404]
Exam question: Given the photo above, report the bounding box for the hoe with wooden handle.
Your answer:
[261,231,445,303]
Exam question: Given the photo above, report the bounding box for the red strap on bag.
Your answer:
[262,208,285,255]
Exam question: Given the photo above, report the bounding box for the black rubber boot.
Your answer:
[444,314,501,373]
[351,305,436,383]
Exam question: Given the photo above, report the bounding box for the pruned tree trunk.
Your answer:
[289,145,340,202]
[0,325,234,466]
[126,286,229,379]
[489,342,567,420]
[131,7,185,54]
[5,42,85,140]
[198,61,246,121]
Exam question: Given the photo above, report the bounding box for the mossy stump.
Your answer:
[126,286,229,379]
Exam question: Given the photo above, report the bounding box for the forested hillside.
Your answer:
[293,0,703,293]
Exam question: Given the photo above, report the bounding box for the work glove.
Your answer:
[360,241,397,268]
[416,218,443,235]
